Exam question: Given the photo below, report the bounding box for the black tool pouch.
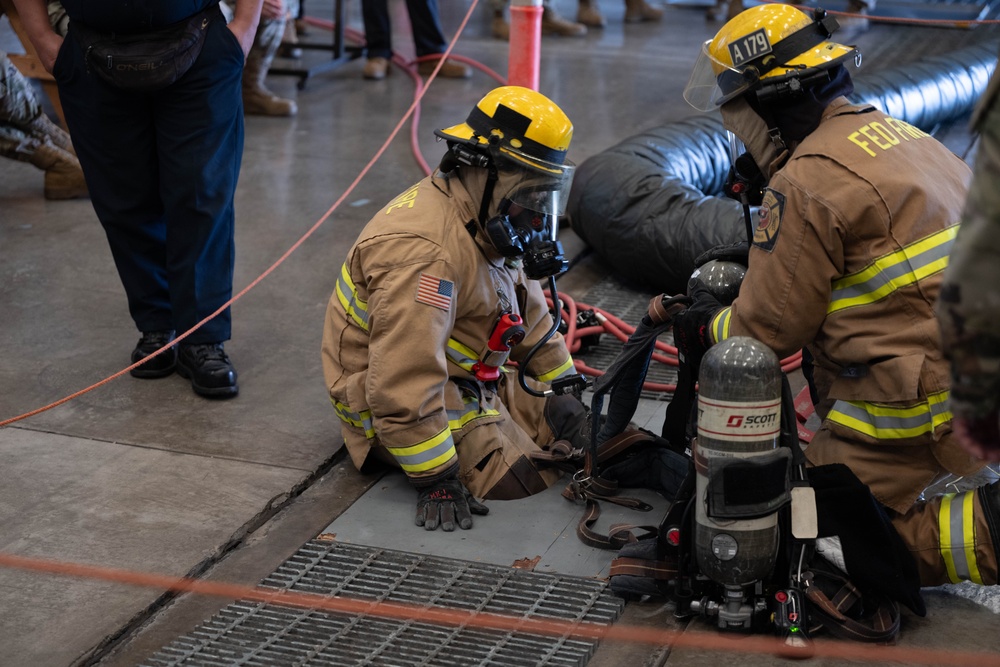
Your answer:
[71,5,217,92]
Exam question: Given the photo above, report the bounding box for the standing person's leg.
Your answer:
[361,0,393,79]
[243,14,298,116]
[153,14,244,397]
[406,0,470,78]
[50,28,174,369]
[489,0,509,40]
[0,51,85,199]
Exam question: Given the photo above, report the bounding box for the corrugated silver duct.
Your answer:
[567,44,998,294]
[853,43,997,131]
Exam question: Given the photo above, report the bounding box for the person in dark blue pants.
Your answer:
[12,0,264,398]
[360,0,470,80]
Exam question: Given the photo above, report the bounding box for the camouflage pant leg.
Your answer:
[48,0,70,36]
[938,70,1000,420]
[0,51,43,163]
[255,14,286,57]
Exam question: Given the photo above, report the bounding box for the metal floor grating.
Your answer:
[570,275,678,402]
[142,540,624,667]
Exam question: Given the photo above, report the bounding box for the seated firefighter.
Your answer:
[675,3,997,588]
[321,86,590,532]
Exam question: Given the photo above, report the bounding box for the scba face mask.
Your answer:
[483,152,575,279]
[486,195,568,279]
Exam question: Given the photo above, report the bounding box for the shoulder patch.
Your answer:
[415,273,454,311]
[753,189,784,252]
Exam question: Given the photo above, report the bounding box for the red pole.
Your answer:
[508,0,542,90]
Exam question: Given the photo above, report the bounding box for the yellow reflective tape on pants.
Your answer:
[938,491,984,584]
[828,226,957,314]
[385,428,457,474]
[332,399,375,439]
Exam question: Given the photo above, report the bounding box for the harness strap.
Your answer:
[805,575,901,644]
[566,496,658,550]
[609,556,679,581]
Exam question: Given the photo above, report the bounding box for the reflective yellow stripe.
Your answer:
[332,399,375,439]
[709,307,732,344]
[938,491,984,584]
[386,427,457,473]
[447,396,501,429]
[336,263,370,331]
[827,390,951,439]
[536,357,575,383]
[446,338,479,372]
[334,397,498,471]
[828,226,957,314]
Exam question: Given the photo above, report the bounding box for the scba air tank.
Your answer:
[694,336,784,586]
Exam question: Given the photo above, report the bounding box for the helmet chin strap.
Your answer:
[478,159,499,228]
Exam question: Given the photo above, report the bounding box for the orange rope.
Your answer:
[0,550,998,666]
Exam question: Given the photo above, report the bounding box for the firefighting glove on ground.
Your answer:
[672,282,723,373]
[415,476,490,531]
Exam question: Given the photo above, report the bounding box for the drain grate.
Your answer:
[143,540,624,667]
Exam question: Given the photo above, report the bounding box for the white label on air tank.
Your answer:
[697,396,781,441]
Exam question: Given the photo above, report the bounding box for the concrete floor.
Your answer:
[2,1,999,665]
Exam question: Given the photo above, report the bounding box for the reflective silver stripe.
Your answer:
[386,428,457,473]
[332,400,375,439]
[446,396,501,429]
[336,263,370,331]
[828,226,957,314]
[334,396,496,464]
[446,338,479,372]
[710,307,732,344]
[827,390,951,439]
[938,491,984,584]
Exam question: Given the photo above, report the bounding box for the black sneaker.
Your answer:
[176,343,239,398]
[130,330,177,379]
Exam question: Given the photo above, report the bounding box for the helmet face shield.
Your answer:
[684,40,751,112]
[496,149,576,217]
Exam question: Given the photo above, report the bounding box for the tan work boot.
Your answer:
[491,13,511,40]
[28,113,76,156]
[417,58,472,79]
[243,34,298,116]
[577,0,606,27]
[363,57,391,80]
[24,140,88,200]
[624,0,663,23]
[542,5,587,36]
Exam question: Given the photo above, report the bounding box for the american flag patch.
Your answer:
[415,273,454,311]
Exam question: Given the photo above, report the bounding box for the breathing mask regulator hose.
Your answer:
[517,275,564,398]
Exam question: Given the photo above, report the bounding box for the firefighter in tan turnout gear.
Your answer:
[676,4,999,586]
[322,86,589,531]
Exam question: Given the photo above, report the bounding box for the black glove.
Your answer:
[672,283,723,370]
[415,477,489,531]
[694,241,750,269]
